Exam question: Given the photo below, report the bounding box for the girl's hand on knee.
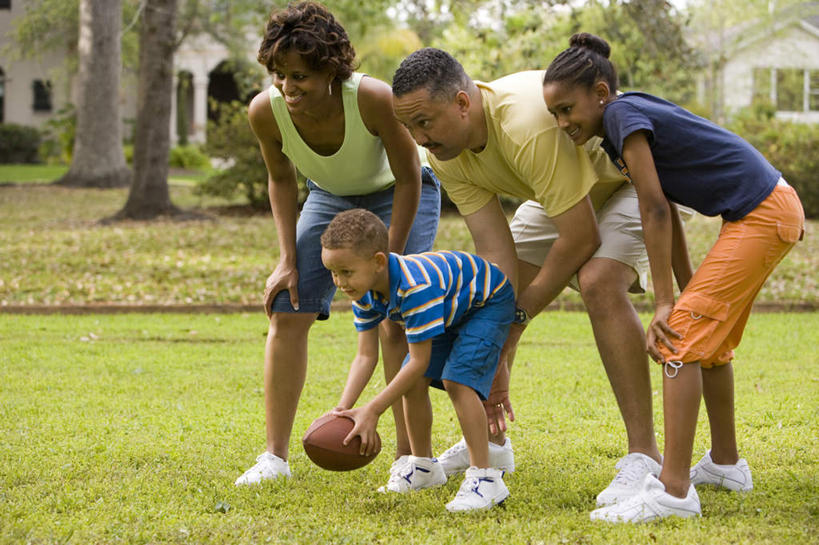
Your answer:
[647,304,681,363]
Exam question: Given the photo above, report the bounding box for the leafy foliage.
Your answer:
[169,145,211,170]
[0,124,42,164]
[729,104,819,219]
[199,100,271,209]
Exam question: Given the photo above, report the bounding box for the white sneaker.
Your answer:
[446,467,510,512]
[378,455,447,493]
[690,450,753,491]
[596,452,662,506]
[590,473,701,523]
[437,437,515,477]
[377,455,411,493]
[234,452,291,486]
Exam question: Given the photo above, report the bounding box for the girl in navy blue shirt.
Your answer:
[543,33,804,523]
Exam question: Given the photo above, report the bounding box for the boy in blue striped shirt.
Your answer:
[321,209,514,512]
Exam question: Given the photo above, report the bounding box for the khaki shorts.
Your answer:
[658,181,804,368]
[509,183,649,294]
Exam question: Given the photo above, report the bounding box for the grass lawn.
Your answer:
[0,165,816,308]
[1,311,817,544]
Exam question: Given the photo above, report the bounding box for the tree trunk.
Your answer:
[110,0,185,220]
[57,0,131,189]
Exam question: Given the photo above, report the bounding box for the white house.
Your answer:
[700,3,819,123]
[0,1,261,145]
[0,0,73,128]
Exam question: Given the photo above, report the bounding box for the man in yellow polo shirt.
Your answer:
[392,48,665,506]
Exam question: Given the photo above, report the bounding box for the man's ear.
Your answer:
[455,90,471,116]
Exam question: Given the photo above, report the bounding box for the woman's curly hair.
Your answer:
[257,1,356,81]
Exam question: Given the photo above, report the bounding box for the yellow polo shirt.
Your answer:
[429,70,627,217]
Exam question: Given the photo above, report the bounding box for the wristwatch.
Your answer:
[513,306,531,326]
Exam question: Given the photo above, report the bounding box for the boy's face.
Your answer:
[321,246,387,301]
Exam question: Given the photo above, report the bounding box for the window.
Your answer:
[810,70,819,111]
[0,0,11,10]
[752,67,819,112]
[776,68,803,111]
[32,80,52,112]
[0,67,5,123]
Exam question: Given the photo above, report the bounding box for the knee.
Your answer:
[442,379,470,400]
[578,261,629,310]
[268,312,314,339]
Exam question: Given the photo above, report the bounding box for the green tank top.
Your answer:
[268,72,395,196]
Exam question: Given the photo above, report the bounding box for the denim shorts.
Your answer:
[412,282,514,400]
[270,167,441,319]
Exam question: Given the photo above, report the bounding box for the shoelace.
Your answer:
[455,477,480,498]
[440,442,467,461]
[612,459,649,486]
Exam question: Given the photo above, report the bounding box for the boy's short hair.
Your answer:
[321,209,389,256]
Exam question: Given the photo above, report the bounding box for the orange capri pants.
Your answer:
[658,181,804,368]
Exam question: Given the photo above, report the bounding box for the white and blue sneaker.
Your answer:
[445,467,509,512]
[437,437,515,477]
[378,455,447,493]
[234,452,291,486]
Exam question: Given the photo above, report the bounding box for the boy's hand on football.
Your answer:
[333,406,380,456]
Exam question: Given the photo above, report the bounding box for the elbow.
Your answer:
[641,202,671,226]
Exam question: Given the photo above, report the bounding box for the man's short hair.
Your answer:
[320,209,389,256]
[392,47,470,101]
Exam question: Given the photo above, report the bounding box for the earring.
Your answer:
[328,81,333,96]
[599,99,604,105]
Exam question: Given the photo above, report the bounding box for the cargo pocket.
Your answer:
[776,221,803,243]
[764,221,803,267]
[673,293,729,359]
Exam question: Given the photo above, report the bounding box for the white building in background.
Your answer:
[0,1,262,144]
[698,3,819,123]
[0,0,73,128]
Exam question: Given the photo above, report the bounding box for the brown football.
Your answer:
[302,414,381,471]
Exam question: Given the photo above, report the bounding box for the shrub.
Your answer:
[38,104,76,164]
[200,100,287,209]
[169,145,210,170]
[729,104,819,218]
[0,123,42,164]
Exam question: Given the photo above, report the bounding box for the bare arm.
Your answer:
[359,76,422,254]
[463,197,520,295]
[514,196,600,318]
[335,340,431,455]
[248,90,302,316]
[670,203,693,292]
[621,130,680,361]
[336,327,380,410]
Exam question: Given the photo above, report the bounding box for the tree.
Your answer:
[57,0,131,188]
[109,0,186,220]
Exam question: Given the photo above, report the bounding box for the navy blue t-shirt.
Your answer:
[600,92,779,221]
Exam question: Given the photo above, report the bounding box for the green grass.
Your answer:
[0,164,212,185]
[1,311,817,544]
[0,169,816,308]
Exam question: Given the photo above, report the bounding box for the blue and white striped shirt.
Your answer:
[352,251,509,343]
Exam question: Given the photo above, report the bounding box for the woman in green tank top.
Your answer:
[234,1,440,487]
